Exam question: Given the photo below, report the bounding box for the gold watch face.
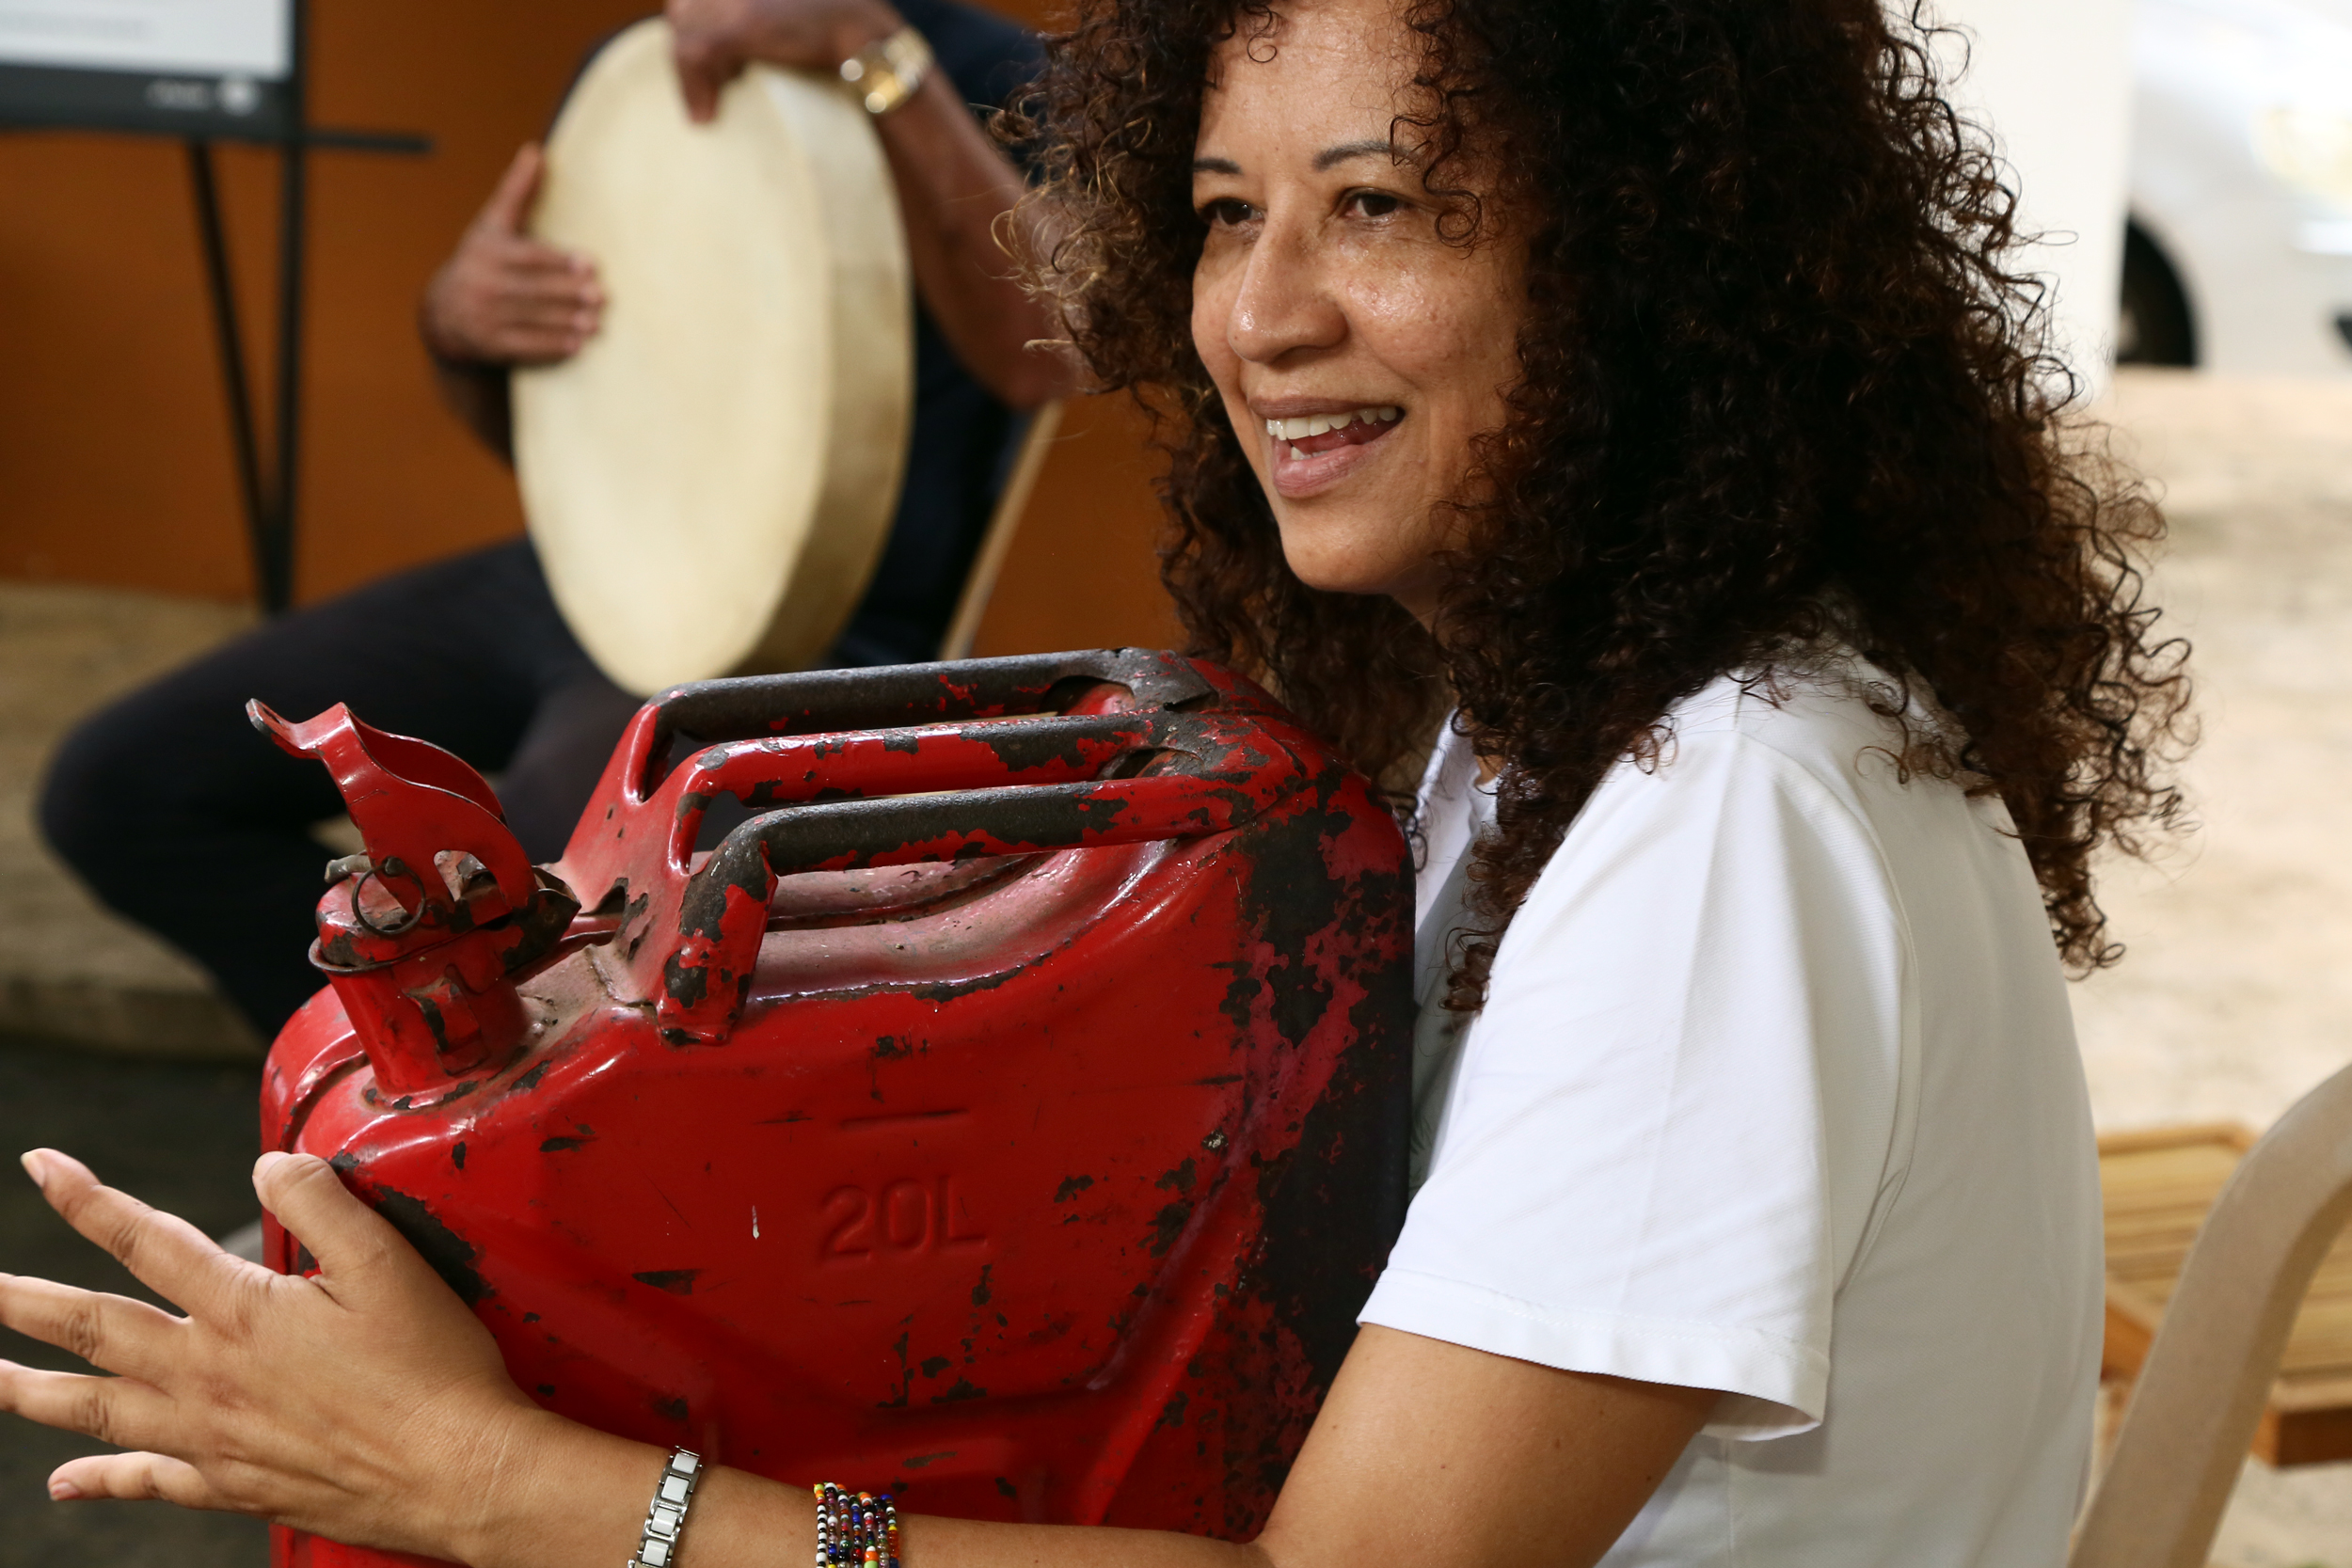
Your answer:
[840,27,930,116]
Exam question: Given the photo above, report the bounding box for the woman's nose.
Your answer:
[1226,222,1346,364]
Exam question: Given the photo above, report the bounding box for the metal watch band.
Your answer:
[839,25,933,117]
[628,1448,703,1568]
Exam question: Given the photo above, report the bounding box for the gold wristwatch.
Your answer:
[839,25,933,117]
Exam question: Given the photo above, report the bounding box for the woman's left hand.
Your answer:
[0,1148,549,1559]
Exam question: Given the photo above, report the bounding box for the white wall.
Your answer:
[1923,0,2137,397]
[0,1,290,77]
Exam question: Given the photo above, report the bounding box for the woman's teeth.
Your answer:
[1263,406,1403,442]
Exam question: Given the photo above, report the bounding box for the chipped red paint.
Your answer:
[262,651,1411,1568]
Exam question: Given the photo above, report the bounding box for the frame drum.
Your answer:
[515,19,913,696]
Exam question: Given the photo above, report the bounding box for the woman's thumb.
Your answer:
[254,1152,395,1285]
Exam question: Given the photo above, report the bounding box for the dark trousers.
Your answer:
[39,539,644,1038]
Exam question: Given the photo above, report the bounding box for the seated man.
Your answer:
[40,0,1066,1041]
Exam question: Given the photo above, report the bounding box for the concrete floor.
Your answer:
[2075,371,2352,1136]
[3,367,2352,1561]
[2071,370,2352,1568]
[0,584,257,1058]
[0,1033,266,1565]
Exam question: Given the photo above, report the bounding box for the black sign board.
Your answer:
[0,0,427,613]
[0,0,294,138]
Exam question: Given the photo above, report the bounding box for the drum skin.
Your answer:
[261,651,1413,1567]
[515,19,913,696]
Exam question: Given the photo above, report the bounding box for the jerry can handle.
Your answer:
[642,649,1219,777]
[655,730,1285,1044]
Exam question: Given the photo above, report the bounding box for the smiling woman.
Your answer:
[1182,20,1526,617]
[0,1,2192,1566]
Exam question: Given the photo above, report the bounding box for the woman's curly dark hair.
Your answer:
[1008,0,2190,1007]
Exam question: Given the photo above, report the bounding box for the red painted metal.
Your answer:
[256,651,1412,1568]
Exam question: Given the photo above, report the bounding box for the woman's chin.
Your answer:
[1273,532,1429,606]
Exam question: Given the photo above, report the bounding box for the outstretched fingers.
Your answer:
[0,1273,182,1381]
[22,1151,250,1322]
[49,1448,219,1510]
[0,1357,176,1457]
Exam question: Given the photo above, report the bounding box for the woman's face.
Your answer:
[1190,0,1526,626]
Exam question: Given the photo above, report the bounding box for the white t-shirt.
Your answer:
[1357,660,2102,1567]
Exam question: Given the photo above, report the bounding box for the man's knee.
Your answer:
[37,705,153,899]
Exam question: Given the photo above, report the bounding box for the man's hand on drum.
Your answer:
[661,0,1072,408]
[420,144,603,368]
[0,1149,553,1560]
[668,0,905,122]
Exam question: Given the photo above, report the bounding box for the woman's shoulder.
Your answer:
[1652,650,1958,811]
[1550,649,1995,912]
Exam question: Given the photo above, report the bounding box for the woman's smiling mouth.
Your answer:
[1263,404,1406,496]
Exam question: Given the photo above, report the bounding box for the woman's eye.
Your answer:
[1199,198,1258,229]
[1345,189,1405,219]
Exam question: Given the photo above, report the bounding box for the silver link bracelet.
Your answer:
[628,1448,703,1568]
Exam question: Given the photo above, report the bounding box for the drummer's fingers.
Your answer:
[0,1359,176,1457]
[474,310,596,360]
[478,143,546,235]
[0,1274,181,1381]
[670,25,741,124]
[24,1152,244,1322]
[499,292,602,332]
[493,256,603,307]
[501,330,596,366]
[500,242,597,278]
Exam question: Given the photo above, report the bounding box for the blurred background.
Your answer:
[3,0,2352,1562]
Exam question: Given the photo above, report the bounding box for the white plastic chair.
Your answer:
[2073,1060,2352,1568]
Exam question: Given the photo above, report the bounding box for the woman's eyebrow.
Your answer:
[1312,138,1400,171]
[1191,139,1403,179]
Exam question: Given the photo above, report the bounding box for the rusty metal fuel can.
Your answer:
[254,651,1412,1568]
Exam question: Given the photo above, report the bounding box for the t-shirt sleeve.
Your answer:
[897,0,1045,112]
[1359,726,1914,1439]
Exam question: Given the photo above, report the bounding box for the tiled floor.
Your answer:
[4,367,2352,1561]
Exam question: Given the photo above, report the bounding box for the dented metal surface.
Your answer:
[259,649,1411,1566]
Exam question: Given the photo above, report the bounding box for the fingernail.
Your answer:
[18,1152,45,1186]
[48,1479,79,1501]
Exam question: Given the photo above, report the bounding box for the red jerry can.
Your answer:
[254,650,1412,1568]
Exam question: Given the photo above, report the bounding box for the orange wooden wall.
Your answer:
[0,0,1176,654]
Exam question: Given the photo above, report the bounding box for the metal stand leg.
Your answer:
[184,139,269,586]
[262,0,310,615]
[169,0,426,615]
[262,138,306,614]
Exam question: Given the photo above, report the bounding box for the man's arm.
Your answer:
[418,145,605,462]
[668,0,1073,411]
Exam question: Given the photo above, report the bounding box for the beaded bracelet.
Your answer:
[813,1481,899,1568]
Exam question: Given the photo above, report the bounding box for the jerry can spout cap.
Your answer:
[250,700,579,1095]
